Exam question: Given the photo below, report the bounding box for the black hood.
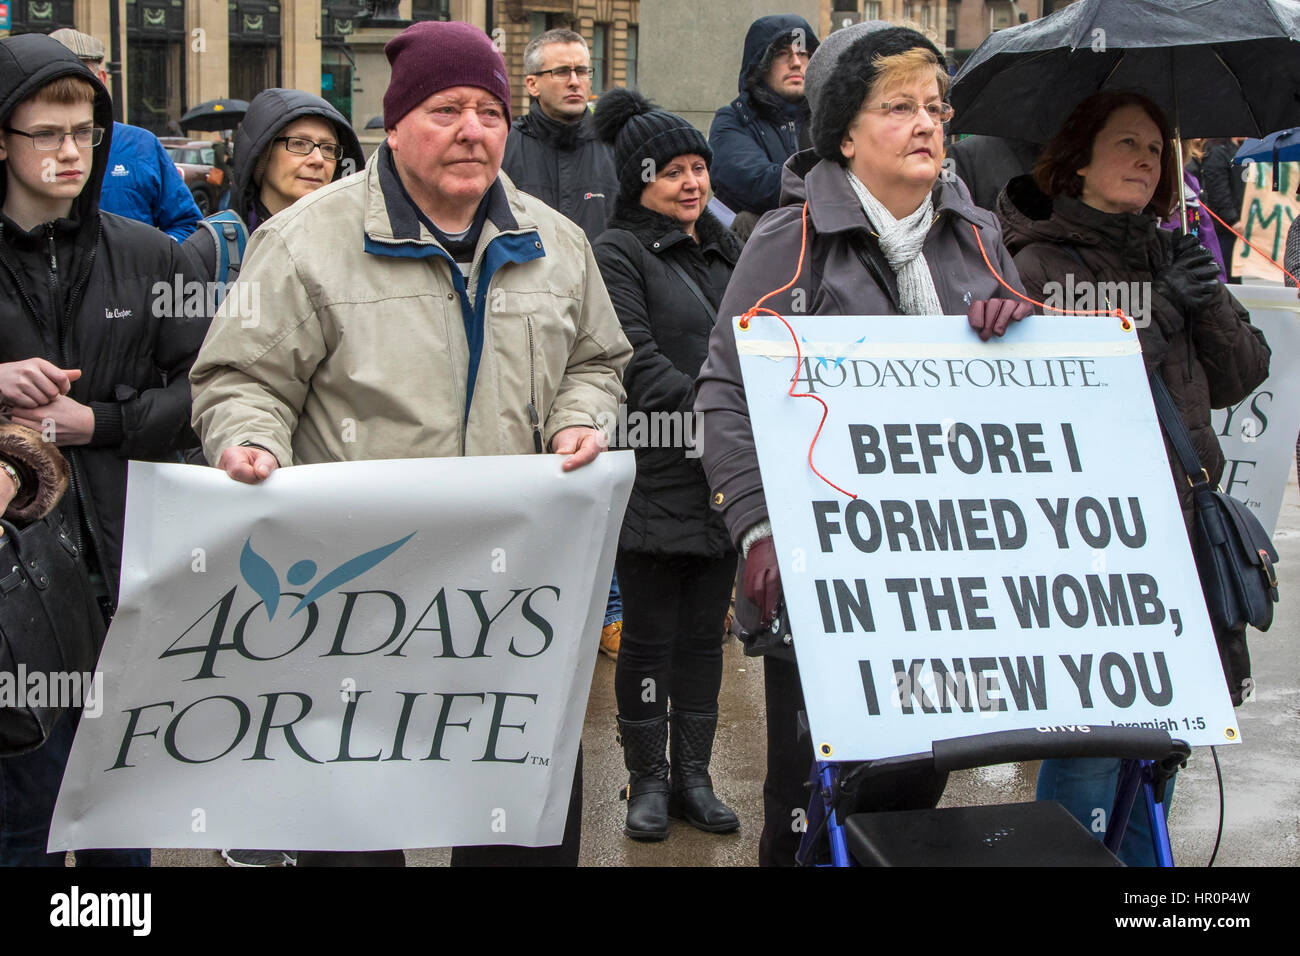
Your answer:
[231,88,364,227]
[739,14,819,94]
[0,33,114,223]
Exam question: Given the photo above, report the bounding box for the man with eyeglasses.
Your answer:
[191,19,630,868]
[503,28,618,243]
[49,28,202,241]
[0,33,207,867]
[708,15,819,226]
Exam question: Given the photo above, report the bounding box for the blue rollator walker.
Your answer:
[797,726,1189,866]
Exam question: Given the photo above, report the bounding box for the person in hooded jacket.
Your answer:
[696,24,1031,866]
[181,88,364,284]
[0,32,206,867]
[708,14,819,220]
[592,87,742,842]
[995,90,1270,865]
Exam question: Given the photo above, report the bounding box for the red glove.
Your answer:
[743,536,783,627]
[968,298,1032,341]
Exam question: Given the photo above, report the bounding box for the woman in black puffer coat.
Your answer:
[592,88,741,842]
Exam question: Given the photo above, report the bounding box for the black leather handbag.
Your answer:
[1148,374,1280,633]
[0,515,106,756]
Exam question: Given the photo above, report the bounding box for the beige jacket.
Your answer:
[191,149,630,467]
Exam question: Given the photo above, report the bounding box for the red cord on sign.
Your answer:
[1198,198,1300,286]
[970,224,1131,330]
[737,203,857,500]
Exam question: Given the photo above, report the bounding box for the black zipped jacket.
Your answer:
[594,202,740,558]
[0,34,207,606]
[503,105,617,243]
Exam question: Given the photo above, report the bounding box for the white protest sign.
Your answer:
[736,314,1240,761]
[50,453,633,852]
[1215,285,1300,537]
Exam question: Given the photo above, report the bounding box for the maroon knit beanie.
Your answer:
[382,21,511,129]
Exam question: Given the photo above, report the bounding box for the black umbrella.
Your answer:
[952,0,1300,142]
[179,98,250,133]
[365,115,385,130]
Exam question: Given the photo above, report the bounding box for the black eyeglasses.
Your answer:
[530,65,593,81]
[3,126,103,150]
[273,136,344,161]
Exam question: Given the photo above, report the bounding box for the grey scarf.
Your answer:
[846,170,943,316]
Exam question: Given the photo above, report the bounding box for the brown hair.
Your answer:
[28,75,97,107]
[867,45,950,103]
[1033,90,1177,218]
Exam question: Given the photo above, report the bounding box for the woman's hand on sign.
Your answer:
[968,298,1032,342]
[744,535,783,627]
[218,445,279,483]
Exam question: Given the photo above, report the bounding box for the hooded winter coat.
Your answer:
[0,35,207,605]
[503,106,618,243]
[996,174,1271,526]
[696,150,1027,656]
[594,203,740,557]
[708,15,817,216]
[181,89,364,283]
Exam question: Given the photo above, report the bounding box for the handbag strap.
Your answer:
[663,256,718,325]
[1147,372,1211,488]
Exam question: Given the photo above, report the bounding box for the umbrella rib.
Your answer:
[1209,47,1265,136]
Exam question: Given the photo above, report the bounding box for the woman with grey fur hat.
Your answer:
[592,87,742,842]
[696,24,1032,865]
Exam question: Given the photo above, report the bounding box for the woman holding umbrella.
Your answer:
[996,90,1271,865]
[696,24,1032,866]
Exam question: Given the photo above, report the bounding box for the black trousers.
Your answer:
[297,748,584,867]
[613,551,736,720]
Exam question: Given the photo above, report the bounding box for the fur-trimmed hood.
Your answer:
[0,421,69,522]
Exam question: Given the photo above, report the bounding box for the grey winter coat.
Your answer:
[695,150,1027,655]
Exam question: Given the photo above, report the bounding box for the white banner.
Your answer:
[1216,285,1300,537]
[50,453,634,851]
[737,315,1239,761]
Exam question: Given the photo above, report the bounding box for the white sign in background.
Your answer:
[1216,285,1300,537]
[51,453,633,852]
[737,315,1239,761]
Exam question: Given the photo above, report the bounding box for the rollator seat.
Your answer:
[843,800,1124,866]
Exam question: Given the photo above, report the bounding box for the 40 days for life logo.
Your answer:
[108,531,565,773]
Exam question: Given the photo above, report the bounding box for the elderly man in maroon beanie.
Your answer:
[191,20,631,867]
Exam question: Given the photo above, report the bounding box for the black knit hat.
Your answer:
[808,26,946,164]
[593,87,713,204]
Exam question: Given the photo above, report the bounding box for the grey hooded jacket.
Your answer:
[694,150,1026,655]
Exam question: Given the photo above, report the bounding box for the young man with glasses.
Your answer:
[502,28,618,243]
[48,28,202,241]
[0,33,207,867]
[708,15,819,223]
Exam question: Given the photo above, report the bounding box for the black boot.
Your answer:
[617,714,669,841]
[668,709,739,833]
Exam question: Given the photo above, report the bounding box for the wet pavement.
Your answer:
[153,470,1300,868]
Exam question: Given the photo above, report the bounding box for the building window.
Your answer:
[126,0,187,135]
[865,1,882,17]
[592,23,610,94]
[411,0,451,21]
[920,3,931,30]
[946,3,957,49]
[832,0,858,11]
[228,1,282,104]
[530,11,570,38]
[624,25,638,89]
[6,0,76,33]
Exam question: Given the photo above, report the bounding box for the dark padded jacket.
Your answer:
[708,14,816,216]
[695,150,1026,655]
[594,203,740,557]
[181,88,364,283]
[996,174,1271,527]
[502,105,617,243]
[0,35,207,605]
